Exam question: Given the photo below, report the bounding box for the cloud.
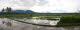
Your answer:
[0,0,79,13]
[31,0,79,13]
[0,0,37,10]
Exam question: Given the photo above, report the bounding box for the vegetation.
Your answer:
[57,15,80,26]
[2,8,5,12]
[6,7,12,13]
[57,23,80,26]
[0,13,33,18]
[1,7,12,13]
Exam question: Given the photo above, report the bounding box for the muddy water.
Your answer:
[0,18,80,30]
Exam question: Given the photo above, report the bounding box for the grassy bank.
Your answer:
[0,13,34,18]
[57,15,80,26]
[0,14,32,18]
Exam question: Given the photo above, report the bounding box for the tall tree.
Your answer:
[2,8,5,12]
[6,7,12,12]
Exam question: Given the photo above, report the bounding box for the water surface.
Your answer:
[0,18,80,30]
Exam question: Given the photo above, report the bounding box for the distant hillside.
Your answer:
[0,9,80,14]
[11,10,36,13]
[25,10,36,13]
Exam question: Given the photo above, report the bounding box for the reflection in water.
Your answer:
[0,28,3,30]
[6,22,12,27]
[2,21,5,24]
[0,18,80,30]
[2,21,12,27]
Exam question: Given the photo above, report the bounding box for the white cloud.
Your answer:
[30,0,79,13]
[0,0,79,13]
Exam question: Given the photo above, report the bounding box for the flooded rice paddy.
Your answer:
[0,18,80,30]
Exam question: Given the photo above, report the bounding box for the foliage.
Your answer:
[2,8,5,12]
[1,7,12,13]
[59,15,80,23]
[6,7,12,12]
[57,15,80,26]
[57,23,80,26]
[0,13,34,17]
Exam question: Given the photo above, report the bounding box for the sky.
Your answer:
[0,0,80,13]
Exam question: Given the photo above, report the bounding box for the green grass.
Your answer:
[60,15,80,23]
[57,23,80,26]
[0,13,33,18]
[57,15,80,26]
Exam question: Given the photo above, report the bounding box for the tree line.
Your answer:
[1,7,12,13]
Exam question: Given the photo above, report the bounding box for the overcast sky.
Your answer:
[0,0,80,13]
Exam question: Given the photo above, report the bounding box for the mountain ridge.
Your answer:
[11,10,36,13]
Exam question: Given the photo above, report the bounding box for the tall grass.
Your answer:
[57,15,80,26]
[60,15,80,23]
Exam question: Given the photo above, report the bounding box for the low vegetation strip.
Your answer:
[0,14,33,18]
[57,23,80,26]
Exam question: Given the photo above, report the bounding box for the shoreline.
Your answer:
[11,19,80,27]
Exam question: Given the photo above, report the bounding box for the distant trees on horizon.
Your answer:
[1,7,12,13]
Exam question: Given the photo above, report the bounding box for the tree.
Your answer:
[6,7,12,13]
[1,8,5,12]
